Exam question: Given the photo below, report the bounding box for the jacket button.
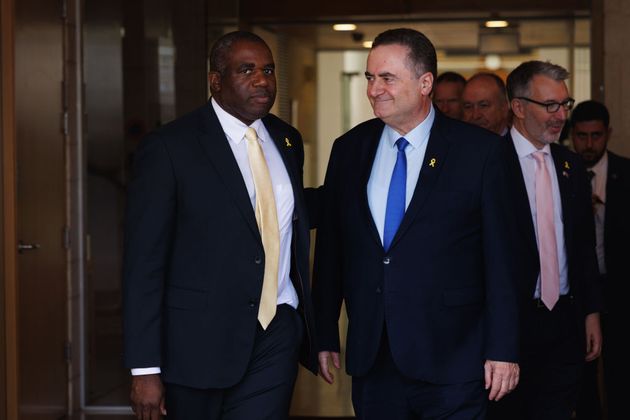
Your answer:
[383,257,390,264]
[254,256,262,264]
[376,287,382,294]
[248,300,257,308]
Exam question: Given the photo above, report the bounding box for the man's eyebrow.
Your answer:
[236,62,275,70]
[364,71,397,78]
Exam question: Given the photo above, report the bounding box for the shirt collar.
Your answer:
[591,150,608,177]
[211,97,265,145]
[384,104,435,150]
[511,126,552,159]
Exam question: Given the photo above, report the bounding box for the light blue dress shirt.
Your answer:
[367,105,435,245]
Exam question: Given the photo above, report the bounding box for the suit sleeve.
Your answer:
[312,140,345,352]
[122,132,176,369]
[481,139,520,362]
[304,185,324,229]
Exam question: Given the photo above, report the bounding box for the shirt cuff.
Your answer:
[131,367,161,376]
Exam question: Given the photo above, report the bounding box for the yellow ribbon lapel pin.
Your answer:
[429,158,437,168]
[562,161,570,177]
[285,137,292,147]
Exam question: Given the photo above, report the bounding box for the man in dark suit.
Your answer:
[313,28,520,419]
[122,31,317,419]
[570,100,630,419]
[461,72,510,136]
[488,61,602,420]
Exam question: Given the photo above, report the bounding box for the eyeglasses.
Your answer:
[516,96,575,113]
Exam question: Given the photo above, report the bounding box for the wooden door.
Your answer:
[14,0,68,418]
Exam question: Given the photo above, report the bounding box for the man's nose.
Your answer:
[367,80,381,97]
[473,106,482,120]
[555,106,568,120]
[252,70,269,86]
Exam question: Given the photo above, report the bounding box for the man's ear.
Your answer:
[510,98,525,119]
[209,71,221,94]
[419,72,434,96]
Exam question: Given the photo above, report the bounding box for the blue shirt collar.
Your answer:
[384,104,435,151]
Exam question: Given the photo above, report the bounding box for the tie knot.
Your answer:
[396,137,409,152]
[245,127,258,143]
[532,150,546,164]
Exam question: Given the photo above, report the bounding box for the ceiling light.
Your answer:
[362,41,373,48]
[333,24,357,31]
[484,54,502,70]
[485,20,509,28]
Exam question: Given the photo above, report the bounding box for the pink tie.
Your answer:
[533,151,560,310]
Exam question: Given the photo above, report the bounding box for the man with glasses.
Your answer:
[487,61,603,420]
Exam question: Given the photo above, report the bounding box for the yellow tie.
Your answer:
[245,127,280,329]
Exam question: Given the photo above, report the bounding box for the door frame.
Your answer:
[1,0,19,418]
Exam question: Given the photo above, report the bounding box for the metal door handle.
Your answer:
[18,241,41,253]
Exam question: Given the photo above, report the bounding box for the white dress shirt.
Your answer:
[367,105,434,244]
[589,151,608,274]
[132,99,298,376]
[511,127,569,298]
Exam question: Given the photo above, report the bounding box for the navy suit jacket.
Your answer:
[313,111,520,385]
[602,151,630,316]
[123,101,317,389]
[504,134,601,359]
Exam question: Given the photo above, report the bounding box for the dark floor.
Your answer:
[77,417,352,419]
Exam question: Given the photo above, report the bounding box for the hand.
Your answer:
[318,351,341,384]
[484,360,519,401]
[130,374,166,420]
[585,312,602,361]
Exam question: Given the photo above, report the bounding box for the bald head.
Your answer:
[462,73,509,135]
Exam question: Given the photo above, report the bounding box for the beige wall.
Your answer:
[287,37,318,187]
[602,0,630,157]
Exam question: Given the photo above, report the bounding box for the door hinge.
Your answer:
[62,110,69,136]
[63,225,71,249]
[64,341,72,363]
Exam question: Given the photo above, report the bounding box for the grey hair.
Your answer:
[506,61,569,101]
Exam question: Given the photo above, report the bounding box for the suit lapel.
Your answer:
[550,144,574,253]
[387,113,450,251]
[506,134,538,257]
[197,102,260,239]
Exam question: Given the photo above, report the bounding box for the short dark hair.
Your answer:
[209,31,269,76]
[372,28,437,79]
[467,72,507,100]
[506,60,569,101]
[570,100,610,128]
[435,71,466,87]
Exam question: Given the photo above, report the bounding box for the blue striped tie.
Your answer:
[383,137,409,251]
